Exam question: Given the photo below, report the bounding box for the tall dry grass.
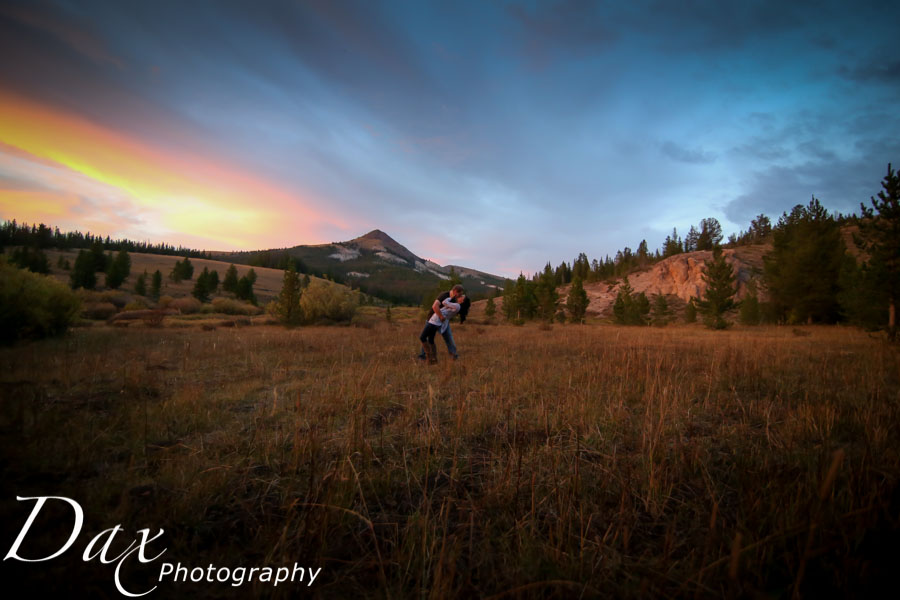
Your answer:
[1,323,898,598]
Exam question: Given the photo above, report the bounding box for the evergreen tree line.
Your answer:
[534,207,858,290]
[542,216,735,288]
[0,220,211,258]
[496,268,588,325]
[503,164,899,332]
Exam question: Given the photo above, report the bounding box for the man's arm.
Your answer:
[431,298,444,321]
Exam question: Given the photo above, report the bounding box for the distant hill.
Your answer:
[212,229,506,305]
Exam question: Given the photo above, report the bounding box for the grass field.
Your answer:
[1,320,898,598]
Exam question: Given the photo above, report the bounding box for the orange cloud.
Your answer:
[0,90,344,249]
[0,189,79,219]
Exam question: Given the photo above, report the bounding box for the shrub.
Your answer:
[211,297,262,315]
[99,291,130,309]
[299,280,359,323]
[82,302,118,320]
[1,259,81,342]
[684,298,697,323]
[169,297,202,314]
[123,300,148,312]
[143,310,165,327]
[157,295,174,309]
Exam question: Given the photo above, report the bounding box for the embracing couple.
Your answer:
[418,284,470,364]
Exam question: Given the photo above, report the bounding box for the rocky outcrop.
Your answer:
[578,245,768,317]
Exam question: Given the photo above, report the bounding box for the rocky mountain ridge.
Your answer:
[318,230,504,286]
[216,229,506,304]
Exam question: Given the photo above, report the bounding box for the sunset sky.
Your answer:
[1,0,898,277]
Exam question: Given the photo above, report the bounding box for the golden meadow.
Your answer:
[2,318,898,598]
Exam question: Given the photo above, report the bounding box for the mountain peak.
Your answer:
[353,229,394,244]
[347,229,420,264]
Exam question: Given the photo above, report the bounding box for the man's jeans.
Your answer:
[418,325,458,359]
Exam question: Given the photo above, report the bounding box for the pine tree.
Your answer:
[749,214,772,242]
[612,277,648,325]
[695,246,737,329]
[613,277,633,324]
[535,263,558,322]
[70,249,96,289]
[838,255,885,329]
[739,280,761,325]
[566,276,588,323]
[236,275,257,305]
[634,292,650,324]
[696,218,723,251]
[685,225,700,252]
[764,197,844,324]
[572,253,590,282]
[170,259,184,283]
[11,246,50,273]
[105,249,130,289]
[207,269,219,293]
[151,270,162,299]
[89,241,107,273]
[192,267,211,302]
[856,163,900,338]
[500,278,517,321]
[651,294,671,326]
[135,271,147,297]
[275,264,302,325]
[485,296,496,318]
[663,228,683,257]
[636,240,649,266]
[513,273,537,321]
[181,257,194,280]
[223,264,239,292]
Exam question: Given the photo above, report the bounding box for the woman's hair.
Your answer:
[458,297,472,323]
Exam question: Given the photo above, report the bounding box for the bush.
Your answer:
[82,302,118,320]
[299,280,359,323]
[123,299,149,312]
[1,259,81,342]
[157,295,174,309]
[739,294,761,325]
[169,297,202,314]
[99,291,130,309]
[684,299,697,323]
[211,297,262,316]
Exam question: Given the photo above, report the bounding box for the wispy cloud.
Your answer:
[660,141,717,165]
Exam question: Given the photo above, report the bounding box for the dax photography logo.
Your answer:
[5,496,322,597]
